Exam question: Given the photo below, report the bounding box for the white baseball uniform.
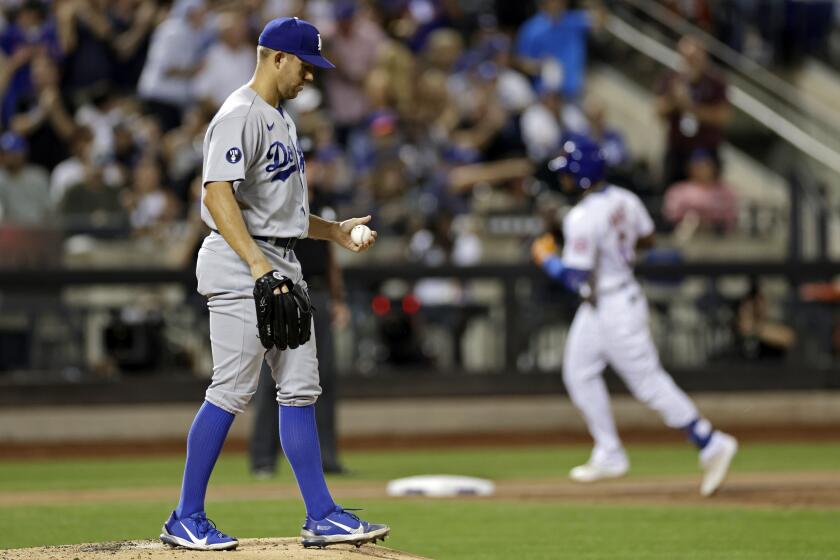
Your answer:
[561,185,699,466]
[198,86,320,415]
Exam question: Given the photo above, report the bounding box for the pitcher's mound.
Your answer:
[1,538,432,559]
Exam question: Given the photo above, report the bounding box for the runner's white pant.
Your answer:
[563,283,698,464]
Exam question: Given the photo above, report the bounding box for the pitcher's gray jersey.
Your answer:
[196,85,318,414]
[201,86,309,238]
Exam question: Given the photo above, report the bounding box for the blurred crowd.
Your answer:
[0,0,604,268]
[1,0,833,375]
[1,0,833,269]
[660,0,837,66]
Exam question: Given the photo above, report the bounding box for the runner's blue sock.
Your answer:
[683,417,713,449]
[280,404,335,520]
[175,401,235,518]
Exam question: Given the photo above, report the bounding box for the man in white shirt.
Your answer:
[137,0,211,130]
[193,11,256,109]
[50,126,123,205]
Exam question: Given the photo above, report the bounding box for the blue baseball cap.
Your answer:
[549,135,605,190]
[258,17,335,69]
[0,132,27,154]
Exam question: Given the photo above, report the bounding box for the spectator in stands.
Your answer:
[371,39,416,118]
[365,123,411,233]
[449,67,511,160]
[10,52,75,170]
[515,0,602,101]
[133,111,166,161]
[59,150,127,230]
[137,0,210,131]
[112,119,143,173]
[0,0,59,126]
[192,10,254,109]
[300,112,353,207]
[663,149,738,237]
[582,96,627,167]
[407,67,458,136]
[462,61,527,160]
[736,279,796,360]
[50,125,124,206]
[0,131,51,225]
[161,105,210,201]
[55,0,118,98]
[107,0,159,91]
[480,34,535,117]
[655,36,731,185]
[125,156,180,235]
[359,66,423,204]
[661,0,714,33]
[323,0,385,145]
[520,85,587,162]
[408,211,455,267]
[409,212,482,268]
[0,48,35,126]
[422,27,464,75]
[73,84,125,164]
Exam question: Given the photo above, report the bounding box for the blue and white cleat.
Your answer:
[159,510,238,551]
[301,506,390,548]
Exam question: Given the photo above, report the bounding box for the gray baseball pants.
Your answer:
[196,232,321,414]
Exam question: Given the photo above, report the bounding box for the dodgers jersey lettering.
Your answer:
[561,185,654,293]
[201,86,309,238]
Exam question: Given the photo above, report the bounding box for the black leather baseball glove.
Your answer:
[254,271,313,350]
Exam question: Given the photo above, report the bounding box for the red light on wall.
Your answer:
[371,295,391,316]
[401,294,421,315]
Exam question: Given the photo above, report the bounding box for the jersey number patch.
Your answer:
[265,141,300,182]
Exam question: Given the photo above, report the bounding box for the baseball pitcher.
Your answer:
[159,17,389,551]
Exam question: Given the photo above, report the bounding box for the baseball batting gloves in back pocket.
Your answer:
[254,271,313,350]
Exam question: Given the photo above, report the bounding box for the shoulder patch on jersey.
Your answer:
[226,147,243,164]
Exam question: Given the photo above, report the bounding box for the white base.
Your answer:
[387,475,495,497]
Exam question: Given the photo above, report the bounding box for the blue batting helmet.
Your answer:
[548,135,605,190]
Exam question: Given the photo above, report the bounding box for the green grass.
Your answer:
[2,442,840,557]
[3,441,840,492]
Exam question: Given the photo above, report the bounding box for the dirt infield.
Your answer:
[0,539,430,560]
[3,472,840,510]
[6,425,840,460]
[495,472,840,509]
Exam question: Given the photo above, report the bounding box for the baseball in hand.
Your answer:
[351,224,372,245]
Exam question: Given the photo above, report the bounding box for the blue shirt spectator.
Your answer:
[0,1,59,127]
[515,0,591,100]
[582,97,628,167]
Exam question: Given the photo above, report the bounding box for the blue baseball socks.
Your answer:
[175,401,235,519]
[280,404,336,520]
[683,417,714,449]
